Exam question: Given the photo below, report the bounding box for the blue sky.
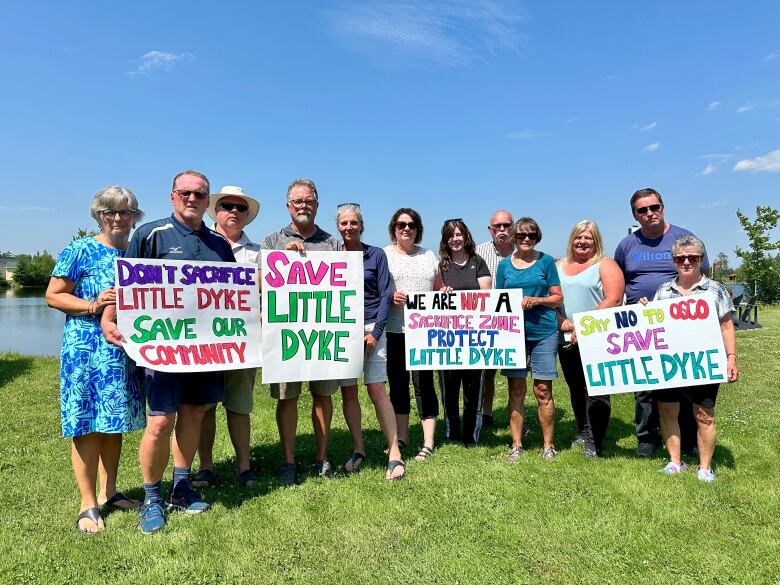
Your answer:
[1,1,778,266]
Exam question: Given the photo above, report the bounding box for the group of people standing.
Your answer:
[46,172,738,535]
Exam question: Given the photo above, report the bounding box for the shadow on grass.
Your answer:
[0,353,34,388]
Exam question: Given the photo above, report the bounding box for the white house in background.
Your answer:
[0,258,17,282]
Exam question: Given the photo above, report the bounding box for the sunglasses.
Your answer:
[673,254,702,264]
[491,222,513,230]
[635,203,662,215]
[395,221,417,230]
[515,232,539,241]
[443,217,462,225]
[174,189,209,200]
[217,202,249,213]
[337,202,361,209]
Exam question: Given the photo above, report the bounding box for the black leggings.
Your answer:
[558,344,611,452]
[439,369,483,444]
[386,332,439,419]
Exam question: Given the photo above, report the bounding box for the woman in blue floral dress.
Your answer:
[46,186,146,533]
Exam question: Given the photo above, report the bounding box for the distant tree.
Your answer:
[72,228,98,241]
[712,252,731,282]
[735,206,780,303]
[0,251,14,259]
[11,252,56,287]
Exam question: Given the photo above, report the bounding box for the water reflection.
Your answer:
[0,288,63,356]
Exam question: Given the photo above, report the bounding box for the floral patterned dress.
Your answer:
[53,237,145,437]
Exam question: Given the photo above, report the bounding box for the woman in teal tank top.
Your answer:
[556,220,624,457]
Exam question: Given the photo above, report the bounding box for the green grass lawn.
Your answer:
[1,308,779,584]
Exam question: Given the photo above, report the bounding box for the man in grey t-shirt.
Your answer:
[474,209,514,428]
[261,178,340,485]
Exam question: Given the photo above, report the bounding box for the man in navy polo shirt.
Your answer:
[103,169,235,533]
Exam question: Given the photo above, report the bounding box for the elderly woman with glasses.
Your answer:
[640,235,738,481]
[495,217,563,462]
[435,219,492,445]
[45,186,146,533]
[384,208,441,462]
[336,203,405,479]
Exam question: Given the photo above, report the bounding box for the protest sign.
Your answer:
[260,250,364,384]
[574,294,727,396]
[404,289,525,370]
[115,258,261,373]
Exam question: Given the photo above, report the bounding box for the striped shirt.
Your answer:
[475,240,512,280]
[653,276,735,320]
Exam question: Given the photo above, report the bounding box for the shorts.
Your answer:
[655,383,719,409]
[502,331,558,380]
[206,368,257,415]
[338,324,387,387]
[145,369,224,416]
[270,379,338,400]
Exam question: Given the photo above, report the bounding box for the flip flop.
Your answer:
[102,492,140,511]
[76,507,103,534]
[237,469,257,487]
[344,452,365,473]
[191,469,216,488]
[386,459,405,480]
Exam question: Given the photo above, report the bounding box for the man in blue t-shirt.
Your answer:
[102,170,236,534]
[614,188,709,458]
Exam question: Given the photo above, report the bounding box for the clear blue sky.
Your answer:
[1,1,778,266]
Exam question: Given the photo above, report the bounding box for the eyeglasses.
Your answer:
[217,202,249,213]
[101,210,135,220]
[673,254,702,264]
[174,189,209,200]
[395,221,417,231]
[443,217,462,225]
[515,232,539,241]
[337,202,361,209]
[635,203,662,215]
[288,198,318,208]
[491,222,513,230]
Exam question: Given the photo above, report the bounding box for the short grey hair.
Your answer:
[286,178,318,202]
[672,235,706,257]
[90,186,144,222]
[335,203,364,235]
[171,169,210,194]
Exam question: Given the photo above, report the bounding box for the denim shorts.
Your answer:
[145,369,224,415]
[338,324,388,387]
[502,331,558,380]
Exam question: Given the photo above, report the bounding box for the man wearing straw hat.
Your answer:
[192,186,262,488]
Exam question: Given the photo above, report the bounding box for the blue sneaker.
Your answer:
[660,461,688,475]
[139,498,166,534]
[166,482,210,514]
[696,465,716,482]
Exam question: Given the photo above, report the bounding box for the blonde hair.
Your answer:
[565,219,604,263]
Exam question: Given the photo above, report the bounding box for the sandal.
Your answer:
[76,507,103,534]
[101,492,140,511]
[386,459,405,480]
[236,469,257,487]
[191,468,216,488]
[344,452,365,473]
[414,446,434,461]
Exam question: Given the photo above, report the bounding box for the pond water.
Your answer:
[0,288,63,356]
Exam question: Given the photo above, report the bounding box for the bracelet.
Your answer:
[726,352,736,358]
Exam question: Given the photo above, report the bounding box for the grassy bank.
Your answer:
[1,308,778,584]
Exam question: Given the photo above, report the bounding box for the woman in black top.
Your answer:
[434,219,492,444]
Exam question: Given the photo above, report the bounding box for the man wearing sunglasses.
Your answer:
[475,210,514,429]
[102,170,236,533]
[188,186,262,489]
[614,188,709,458]
[261,178,341,485]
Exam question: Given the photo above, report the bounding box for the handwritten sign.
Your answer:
[115,258,261,373]
[404,289,526,370]
[574,294,727,396]
[260,250,364,384]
